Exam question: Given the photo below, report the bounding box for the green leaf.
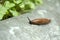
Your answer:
[19,2,35,12]
[2,11,13,20]
[0,13,4,20]
[9,10,19,16]
[35,0,43,5]
[0,4,7,20]
[19,3,25,9]
[0,4,7,13]
[31,0,43,5]
[13,0,22,4]
[4,1,15,9]
[25,2,35,9]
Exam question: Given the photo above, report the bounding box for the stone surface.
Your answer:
[0,0,60,40]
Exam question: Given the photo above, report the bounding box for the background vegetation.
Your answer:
[0,0,43,20]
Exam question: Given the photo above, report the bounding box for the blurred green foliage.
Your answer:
[0,0,43,20]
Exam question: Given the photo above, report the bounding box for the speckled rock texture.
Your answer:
[0,0,60,40]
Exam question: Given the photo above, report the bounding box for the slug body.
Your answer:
[27,17,51,25]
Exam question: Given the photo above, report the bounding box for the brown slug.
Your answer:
[27,17,51,25]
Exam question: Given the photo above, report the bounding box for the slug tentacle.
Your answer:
[27,17,32,24]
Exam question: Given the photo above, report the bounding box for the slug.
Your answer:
[27,17,51,25]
